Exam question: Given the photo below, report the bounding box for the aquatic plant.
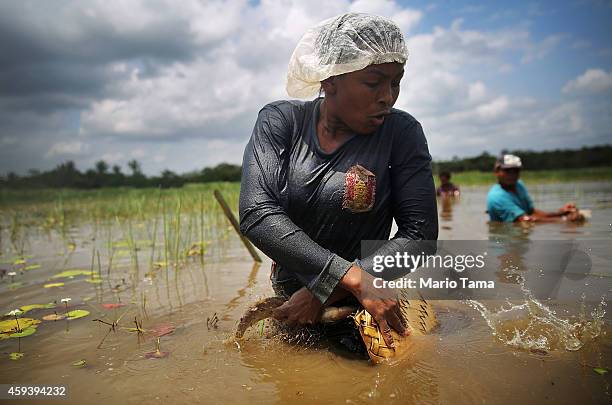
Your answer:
[7,309,23,331]
[144,337,169,359]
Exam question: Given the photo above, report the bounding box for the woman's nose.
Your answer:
[378,84,394,107]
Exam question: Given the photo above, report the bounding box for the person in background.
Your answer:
[436,171,460,197]
[486,154,582,223]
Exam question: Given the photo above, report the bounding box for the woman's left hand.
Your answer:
[272,287,323,326]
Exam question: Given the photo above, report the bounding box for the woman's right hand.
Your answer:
[340,265,409,347]
[558,202,577,215]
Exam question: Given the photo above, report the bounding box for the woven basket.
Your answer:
[353,293,437,363]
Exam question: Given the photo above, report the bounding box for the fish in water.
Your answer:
[234,290,438,363]
[234,296,356,339]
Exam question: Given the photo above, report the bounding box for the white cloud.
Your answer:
[1,0,610,175]
[153,154,166,163]
[45,141,89,157]
[65,0,577,160]
[78,0,355,141]
[99,152,125,164]
[348,0,422,33]
[521,34,564,64]
[388,19,608,159]
[468,81,487,102]
[476,96,509,119]
[130,149,146,159]
[562,68,612,94]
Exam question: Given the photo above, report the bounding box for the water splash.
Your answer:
[468,271,606,352]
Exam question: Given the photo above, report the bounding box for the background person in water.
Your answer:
[436,171,460,197]
[487,154,582,222]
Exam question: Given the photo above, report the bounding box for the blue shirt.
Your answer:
[487,180,534,222]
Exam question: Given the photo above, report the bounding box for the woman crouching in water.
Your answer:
[239,13,438,353]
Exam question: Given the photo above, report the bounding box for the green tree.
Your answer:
[95,160,109,174]
[128,160,142,176]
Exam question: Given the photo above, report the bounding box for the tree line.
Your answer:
[1,144,610,189]
[433,144,612,174]
[0,160,241,189]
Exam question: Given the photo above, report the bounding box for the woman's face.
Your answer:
[326,62,404,135]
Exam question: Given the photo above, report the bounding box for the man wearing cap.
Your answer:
[487,154,580,222]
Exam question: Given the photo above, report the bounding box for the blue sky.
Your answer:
[0,0,610,175]
[402,0,612,96]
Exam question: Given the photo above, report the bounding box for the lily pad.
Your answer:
[7,282,24,290]
[0,318,41,333]
[13,259,26,265]
[9,352,24,360]
[52,270,92,279]
[10,326,37,338]
[594,367,609,375]
[42,314,66,321]
[144,349,169,359]
[17,303,56,314]
[66,310,90,320]
[101,303,126,309]
[44,282,64,288]
[85,278,102,284]
[72,359,87,367]
[151,323,176,337]
[24,264,41,271]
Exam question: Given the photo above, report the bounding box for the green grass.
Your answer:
[0,182,240,214]
[0,182,242,272]
[437,167,612,187]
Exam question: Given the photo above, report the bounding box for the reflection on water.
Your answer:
[0,181,611,404]
[438,195,457,230]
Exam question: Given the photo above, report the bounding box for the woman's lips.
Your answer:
[370,114,387,126]
[371,116,384,126]
[369,111,390,126]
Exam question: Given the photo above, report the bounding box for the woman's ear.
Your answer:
[321,77,337,96]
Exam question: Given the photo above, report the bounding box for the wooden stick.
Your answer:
[214,190,262,263]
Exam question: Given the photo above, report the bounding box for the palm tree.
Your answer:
[128,160,142,176]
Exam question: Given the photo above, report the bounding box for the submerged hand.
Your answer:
[566,210,584,222]
[272,287,323,326]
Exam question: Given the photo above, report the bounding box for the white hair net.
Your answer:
[286,13,409,98]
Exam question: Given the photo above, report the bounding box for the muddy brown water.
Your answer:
[0,181,611,404]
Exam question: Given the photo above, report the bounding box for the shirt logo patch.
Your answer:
[343,164,376,213]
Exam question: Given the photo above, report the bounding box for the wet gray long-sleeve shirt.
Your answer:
[239,98,438,304]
